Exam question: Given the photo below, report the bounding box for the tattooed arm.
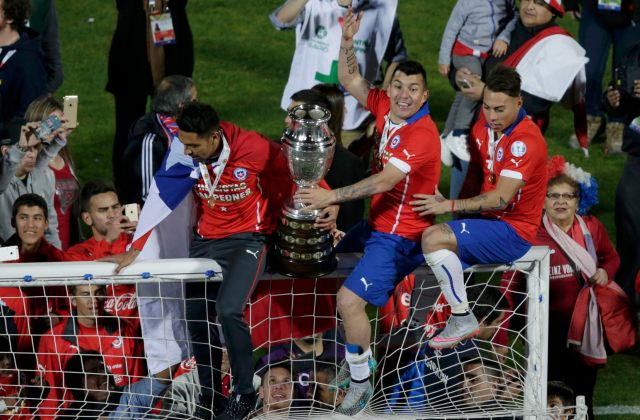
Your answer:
[338,7,370,106]
[294,163,406,210]
[411,176,524,216]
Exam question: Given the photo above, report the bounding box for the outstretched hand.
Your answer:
[410,188,450,216]
[293,187,336,211]
[99,248,141,274]
[341,6,364,42]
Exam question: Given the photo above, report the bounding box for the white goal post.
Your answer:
[0,247,552,419]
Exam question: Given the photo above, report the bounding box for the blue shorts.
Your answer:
[446,219,532,269]
[338,220,424,306]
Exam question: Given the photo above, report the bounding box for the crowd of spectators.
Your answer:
[0,0,639,419]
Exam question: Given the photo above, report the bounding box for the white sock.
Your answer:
[345,346,372,382]
[424,249,469,314]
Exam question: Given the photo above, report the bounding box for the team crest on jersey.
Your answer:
[111,337,123,349]
[496,147,504,162]
[390,135,401,149]
[233,167,248,181]
[510,141,527,157]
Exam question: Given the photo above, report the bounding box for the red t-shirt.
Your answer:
[366,88,441,241]
[193,121,291,239]
[471,110,548,243]
[65,234,140,328]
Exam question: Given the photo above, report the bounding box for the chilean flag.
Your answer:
[132,138,198,259]
[131,137,197,375]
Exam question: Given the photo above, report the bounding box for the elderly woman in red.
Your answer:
[501,156,622,419]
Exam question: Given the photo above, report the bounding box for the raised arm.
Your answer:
[338,7,370,106]
[271,0,308,27]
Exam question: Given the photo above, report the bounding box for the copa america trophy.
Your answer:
[272,104,337,277]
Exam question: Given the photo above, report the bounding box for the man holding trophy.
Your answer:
[294,7,441,415]
[111,101,338,420]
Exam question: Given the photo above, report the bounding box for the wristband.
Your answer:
[451,200,456,213]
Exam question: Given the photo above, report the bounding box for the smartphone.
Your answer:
[35,115,62,140]
[456,78,472,89]
[63,95,79,129]
[0,245,19,262]
[123,203,139,222]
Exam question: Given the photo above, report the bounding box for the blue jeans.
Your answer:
[579,7,640,119]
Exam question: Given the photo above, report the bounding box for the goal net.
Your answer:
[0,247,579,419]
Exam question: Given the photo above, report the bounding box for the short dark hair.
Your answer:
[391,60,428,88]
[547,381,575,407]
[484,65,521,98]
[548,174,580,199]
[258,359,293,384]
[176,101,220,138]
[2,0,30,31]
[80,181,118,213]
[290,89,330,111]
[468,286,509,326]
[151,75,195,116]
[312,84,345,146]
[11,193,48,227]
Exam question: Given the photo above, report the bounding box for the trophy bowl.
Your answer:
[271,104,337,277]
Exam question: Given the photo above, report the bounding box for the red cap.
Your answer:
[545,0,565,16]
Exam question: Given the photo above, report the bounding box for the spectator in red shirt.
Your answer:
[65,181,139,326]
[0,194,62,364]
[35,283,144,420]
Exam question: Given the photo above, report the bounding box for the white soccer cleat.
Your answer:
[428,312,479,349]
[440,132,454,167]
[335,379,373,416]
[445,133,471,162]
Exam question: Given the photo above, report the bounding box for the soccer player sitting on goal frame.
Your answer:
[411,65,548,349]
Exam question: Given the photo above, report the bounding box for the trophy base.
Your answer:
[271,253,337,278]
[271,205,337,278]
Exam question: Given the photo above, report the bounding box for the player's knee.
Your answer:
[215,301,240,323]
[421,225,447,253]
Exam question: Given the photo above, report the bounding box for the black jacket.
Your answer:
[0,29,47,129]
[565,0,640,26]
[106,0,194,96]
[120,112,171,205]
[604,42,640,156]
[324,145,366,232]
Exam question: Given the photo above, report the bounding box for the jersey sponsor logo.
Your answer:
[111,337,123,349]
[510,141,527,157]
[390,135,401,149]
[104,293,138,313]
[496,147,504,162]
[233,167,248,181]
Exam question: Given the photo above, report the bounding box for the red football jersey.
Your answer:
[366,89,441,242]
[471,110,548,243]
[193,121,291,239]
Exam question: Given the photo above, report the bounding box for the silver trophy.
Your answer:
[272,104,337,277]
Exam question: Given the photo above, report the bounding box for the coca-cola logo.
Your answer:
[104,293,138,313]
[180,357,197,372]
